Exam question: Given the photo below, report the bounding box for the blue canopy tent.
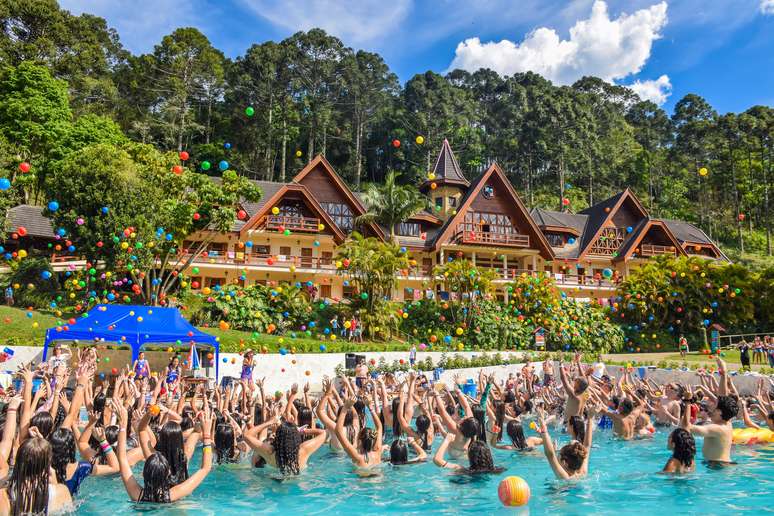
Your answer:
[43,305,220,380]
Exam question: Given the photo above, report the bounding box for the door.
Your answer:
[301,248,313,268]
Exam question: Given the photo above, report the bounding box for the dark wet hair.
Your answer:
[8,437,51,516]
[215,423,237,464]
[298,407,313,429]
[93,392,107,418]
[768,410,774,423]
[574,378,589,395]
[254,404,264,425]
[50,427,76,483]
[389,439,408,465]
[358,427,377,455]
[559,441,587,473]
[53,404,66,431]
[391,398,402,437]
[30,411,54,439]
[415,414,431,450]
[459,417,480,439]
[620,399,634,416]
[154,422,189,485]
[569,416,586,443]
[353,399,366,430]
[716,396,738,422]
[505,420,527,450]
[471,405,486,441]
[493,401,506,441]
[337,405,356,444]
[503,391,516,404]
[274,421,301,475]
[467,440,500,472]
[140,453,172,503]
[669,428,695,468]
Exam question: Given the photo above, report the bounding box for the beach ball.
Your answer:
[415,135,424,145]
[201,161,211,170]
[498,476,530,507]
[245,106,255,116]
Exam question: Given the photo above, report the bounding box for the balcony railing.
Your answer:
[181,251,337,271]
[261,215,321,233]
[639,244,677,257]
[453,223,530,248]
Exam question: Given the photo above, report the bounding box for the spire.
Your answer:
[431,139,468,186]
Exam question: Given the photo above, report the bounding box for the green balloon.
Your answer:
[201,161,211,171]
[245,106,255,117]
[192,267,199,274]
[361,292,368,300]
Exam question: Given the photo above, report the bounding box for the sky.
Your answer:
[59,0,774,113]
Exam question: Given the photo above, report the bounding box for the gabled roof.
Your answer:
[530,208,588,237]
[660,219,729,261]
[6,205,55,238]
[431,163,555,260]
[293,155,384,239]
[420,139,469,192]
[577,188,648,260]
[238,183,347,243]
[613,219,687,262]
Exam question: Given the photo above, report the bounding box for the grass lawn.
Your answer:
[0,305,411,354]
[664,350,743,364]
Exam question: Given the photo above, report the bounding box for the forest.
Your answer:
[0,0,772,264]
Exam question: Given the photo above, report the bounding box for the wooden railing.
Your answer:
[262,215,320,233]
[453,223,530,247]
[181,252,337,270]
[639,244,676,256]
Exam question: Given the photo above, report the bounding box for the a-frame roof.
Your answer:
[292,155,385,239]
[420,139,469,191]
[577,188,649,260]
[431,163,555,260]
[613,219,687,262]
[238,183,347,243]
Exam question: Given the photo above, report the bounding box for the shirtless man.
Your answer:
[602,397,643,440]
[653,384,682,425]
[680,358,737,465]
[559,357,589,423]
[542,358,554,387]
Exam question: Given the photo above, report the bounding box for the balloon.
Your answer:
[562,198,570,206]
[47,201,59,211]
[40,271,51,280]
[201,161,211,170]
[360,292,368,300]
[224,142,231,149]
[179,151,189,161]
[698,167,708,176]
[392,139,400,148]
[319,344,327,352]
[0,178,10,191]
[415,135,424,145]
[430,182,437,190]
[271,207,280,215]
[602,268,613,279]
[218,160,229,171]
[17,226,27,237]
[498,476,530,507]
[245,106,255,116]
[172,165,183,175]
[101,206,109,214]
[18,162,30,173]
[237,209,247,220]
[295,150,302,157]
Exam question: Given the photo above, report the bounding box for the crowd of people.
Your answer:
[738,336,774,369]
[0,346,772,513]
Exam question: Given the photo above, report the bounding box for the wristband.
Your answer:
[119,427,127,433]
[7,408,17,413]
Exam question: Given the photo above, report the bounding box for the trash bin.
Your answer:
[461,379,477,398]
[433,368,444,381]
[345,353,358,369]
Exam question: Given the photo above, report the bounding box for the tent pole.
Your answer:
[42,330,51,361]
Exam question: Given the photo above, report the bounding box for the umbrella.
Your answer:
[188,341,200,371]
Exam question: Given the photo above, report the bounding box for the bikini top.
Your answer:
[64,460,93,496]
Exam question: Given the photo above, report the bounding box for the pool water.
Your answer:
[75,427,774,515]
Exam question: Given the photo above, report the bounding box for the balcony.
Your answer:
[181,251,337,271]
[453,223,530,248]
[261,215,321,233]
[638,244,677,257]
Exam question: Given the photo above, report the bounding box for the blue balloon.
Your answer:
[279,348,288,356]
[400,247,406,253]
[57,228,66,237]
[224,142,232,149]
[165,233,173,241]
[283,311,289,317]
[319,344,327,352]
[626,226,633,233]
[324,328,330,334]
[47,201,59,211]
[101,207,109,214]
[245,241,253,247]
[444,335,452,343]
[40,270,52,280]
[0,178,10,191]
[67,245,75,252]
[218,160,229,171]
[309,321,316,328]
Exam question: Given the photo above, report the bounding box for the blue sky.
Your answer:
[60,0,774,113]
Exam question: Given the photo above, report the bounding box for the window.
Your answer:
[403,288,415,301]
[279,246,291,256]
[464,212,517,234]
[422,258,433,275]
[205,277,225,288]
[321,251,333,265]
[320,202,354,231]
[546,233,565,247]
[448,196,457,207]
[320,284,331,298]
[252,245,270,255]
[342,284,355,299]
[435,197,443,208]
[278,202,303,218]
[482,185,495,199]
[397,222,420,237]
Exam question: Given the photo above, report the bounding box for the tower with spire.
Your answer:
[420,139,470,219]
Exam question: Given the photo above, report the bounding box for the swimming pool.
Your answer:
[75,426,774,515]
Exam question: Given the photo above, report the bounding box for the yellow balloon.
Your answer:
[318,223,325,231]
[271,207,280,215]
[415,135,425,145]
[295,150,302,158]
[344,321,351,329]
[18,249,27,258]
[698,167,708,176]
[455,327,463,335]
[330,334,336,340]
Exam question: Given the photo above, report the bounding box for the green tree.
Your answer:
[357,171,427,240]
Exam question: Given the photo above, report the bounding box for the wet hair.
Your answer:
[610,395,621,410]
[669,428,695,468]
[522,399,534,414]
[415,414,431,450]
[505,420,527,450]
[503,391,516,404]
[471,405,486,441]
[8,437,52,515]
[336,405,356,443]
[716,396,739,422]
[50,427,76,483]
[467,440,500,473]
[154,422,189,485]
[274,421,301,475]
[52,404,66,431]
[574,378,589,395]
[569,416,586,443]
[93,392,107,418]
[459,417,480,439]
[298,407,313,429]
[30,411,54,439]
[620,399,635,417]
[493,401,506,441]
[254,404,264,425]
[358,427,377,455]
[353,399,366,430]
[391,398,402,437]
[768,410,774,423]
[215,423,237,464]
[559,441,588,473]
[140,453,172,503]
[389,439,408,464]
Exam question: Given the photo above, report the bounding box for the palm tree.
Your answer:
[357,171,428,241]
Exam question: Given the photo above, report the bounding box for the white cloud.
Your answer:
[761,0,774,14]
[627,74,672,105]
[447,0,668,85]
[237,0,412,45]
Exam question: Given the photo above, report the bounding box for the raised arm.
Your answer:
[115,402,142,502]
[0,396,21,476]
[433,433,463,470]
[170,405,213,501]
[537,408,570,480]
[334,398,362,465]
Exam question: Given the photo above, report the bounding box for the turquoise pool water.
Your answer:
[75,427,774,515]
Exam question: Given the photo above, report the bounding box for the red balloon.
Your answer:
[392,139,401,148]
[172,165,183,175]
[237,209,247,220]
[179,151,189,161]
[17,226,27,237]
[191,281,200,289]
[562,198,570,206]
[193,213,201,221]
[737,213,745,221]
[111,368,118,375]
[18,162,30,173]
[96,241,103,248]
